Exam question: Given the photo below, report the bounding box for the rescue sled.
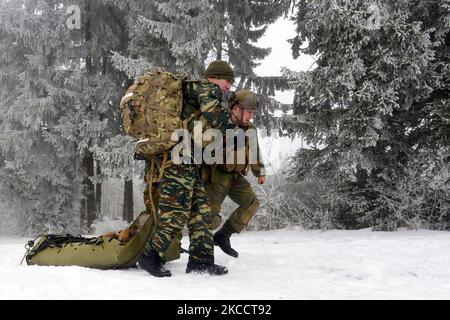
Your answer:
[24,211,180,269]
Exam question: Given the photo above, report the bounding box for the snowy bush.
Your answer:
[287,149,450,231]
[245,173,337,231]
[368,151,450,231]
[283,0,450,231]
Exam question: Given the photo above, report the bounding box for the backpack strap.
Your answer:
[157,151,168,182]
[146,157,158,223]
[145,151,169,224]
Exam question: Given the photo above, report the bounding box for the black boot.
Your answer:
[186,260,228,276]
[213,223,239,258]
[180,247,190,254]
[138,249,172,277]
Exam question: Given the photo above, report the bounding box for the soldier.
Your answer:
[203,90,266,258]
[138,60,236,277]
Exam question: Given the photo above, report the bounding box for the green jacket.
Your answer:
[182,81,235,134]
[213,123,265,177]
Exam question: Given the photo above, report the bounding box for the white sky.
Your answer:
[254,17,316,104]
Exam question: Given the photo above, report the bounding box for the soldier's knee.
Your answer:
[241,197,260,227]
[211,204,221,215]
[210,214,222,230]
[248,197,260,216]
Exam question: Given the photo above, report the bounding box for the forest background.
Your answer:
[0,0,448,236]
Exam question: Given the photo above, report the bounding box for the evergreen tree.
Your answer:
[284,0,450,229]
[61,0,130,230]
[0,0,132,233]
[0,0,82,234]
[92,0,155,222]
[211,0,292,131]
[0,0,297,233]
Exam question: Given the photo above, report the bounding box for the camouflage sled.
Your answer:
[24,211,180,269]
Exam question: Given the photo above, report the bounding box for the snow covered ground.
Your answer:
[1,228,450,300]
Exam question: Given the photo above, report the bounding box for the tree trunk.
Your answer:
[82,1,97,231]
[123,179,134,223]
[82,152,96,231]
[80,194,86,231]
[216,41,222,60]
[95,160,102,216]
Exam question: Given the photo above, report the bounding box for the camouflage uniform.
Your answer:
[145,161,214,263]
[203,123,265,233]
[143,81,235,264]
[143,158,182,262]
[203,90,266,258]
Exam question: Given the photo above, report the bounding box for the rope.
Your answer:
[21,234,102,266]
[20,235,41,266]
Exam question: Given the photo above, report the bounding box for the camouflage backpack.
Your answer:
[120,69,189,158]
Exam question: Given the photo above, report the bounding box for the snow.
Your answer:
[1,228,450,300]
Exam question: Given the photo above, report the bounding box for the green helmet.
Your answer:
[235,90,259,111]
[204,60,235,82]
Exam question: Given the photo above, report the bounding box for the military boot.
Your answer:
[180,247,189,254]
[138,249,172,277]
[213,222,238,258]
[186,259,228,276]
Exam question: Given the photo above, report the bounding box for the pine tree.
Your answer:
[284,0,450,229]
[0,0,82,234]
[74,0,130,229]
[91,0,155,222]
[47,0,134,230]
[0,0,298,233]
[0,0,133,233]
[213,1,293,132]
[211,0,293,132]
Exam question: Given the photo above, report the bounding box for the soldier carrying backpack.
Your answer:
[121,60,236,277]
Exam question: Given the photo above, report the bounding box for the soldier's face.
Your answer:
[231,106,255,126]
[209,78,233,93]
[242,109,256,124]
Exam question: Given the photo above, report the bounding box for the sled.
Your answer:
[24,211,180,269]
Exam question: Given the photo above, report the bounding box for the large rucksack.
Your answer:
[121,69,191,159]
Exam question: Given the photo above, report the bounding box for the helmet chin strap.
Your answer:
[232,105,250,127]
[238,108,250,128]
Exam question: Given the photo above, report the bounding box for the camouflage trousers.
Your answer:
[143,160,181,262]
[203,167,260,233]
[145,163,214,263]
